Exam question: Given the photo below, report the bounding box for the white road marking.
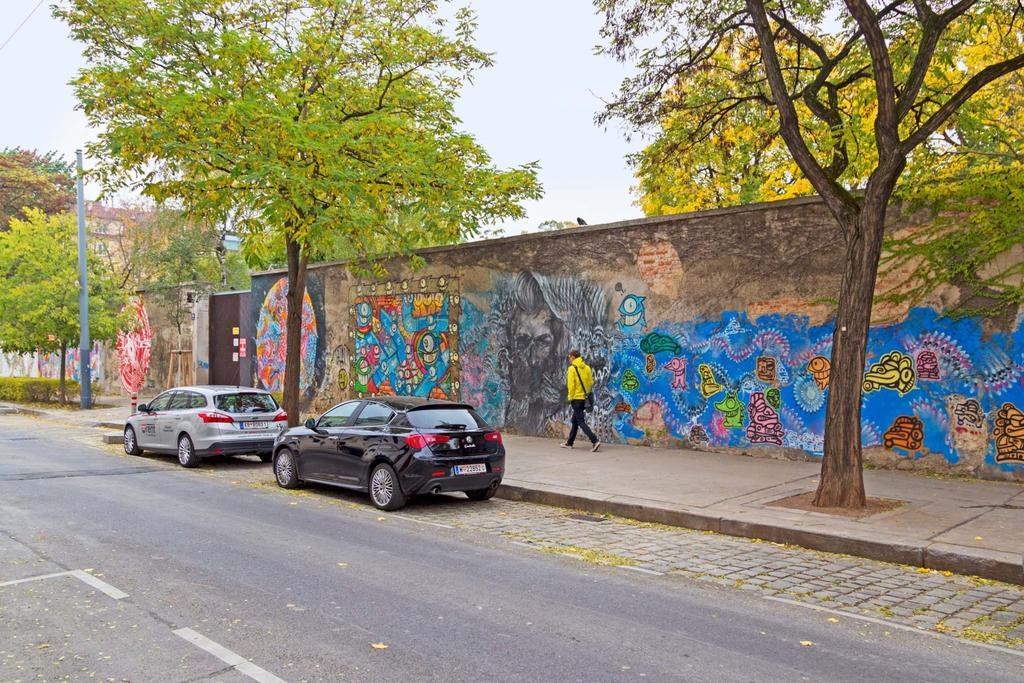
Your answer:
[0,569,128,599]
[174,627,287,683]
[619,566,665,576]
[69,569,129,599]
[0,571,74,587]
[765,595,1024,660]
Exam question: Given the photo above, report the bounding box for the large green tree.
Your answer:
[0,210,124,401]
[599,0,1024,507]
[58,0,541,424]
[0,148,75,229]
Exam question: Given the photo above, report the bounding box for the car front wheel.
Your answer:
[123,425,143,456]
[274,449,301,489]
[177,434,200,468]
[369,462,406,511]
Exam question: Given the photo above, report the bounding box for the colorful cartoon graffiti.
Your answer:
[663,357,687,390]
[952,397,985,433]
[715,392,745,429]
[863,351,916,396]
[756,356,777,383]
[746,391,783,445]
[883,415,925,452]
[350,277,458,399]
[993,403,1024,463]
[117,297,152,393]
[766,387,781,410]
[689,425,710,444]
[617,293,646,332]
[698,363,723,398]
[254,277,319,394]
[641,332,681,356]
[807,355,831,389]
[915,350,940,380]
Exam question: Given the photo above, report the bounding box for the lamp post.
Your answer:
[76,149,91,409]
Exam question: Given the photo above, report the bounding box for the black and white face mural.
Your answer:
[461,271,612,438]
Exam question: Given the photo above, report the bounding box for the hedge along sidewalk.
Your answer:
[497,435,1024,585]
[0,377,81,404]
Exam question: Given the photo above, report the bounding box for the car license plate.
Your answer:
[452,463,487,475]
[240,421,270,430]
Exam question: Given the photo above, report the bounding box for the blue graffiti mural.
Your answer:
[352,282,457,399]
[609,308,1024,473]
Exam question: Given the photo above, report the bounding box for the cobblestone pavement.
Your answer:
[309,491,1024,653]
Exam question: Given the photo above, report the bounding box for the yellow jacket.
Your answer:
[566,357,594,401]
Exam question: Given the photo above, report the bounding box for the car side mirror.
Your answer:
[137,403,150,413]
[304,418,318,431]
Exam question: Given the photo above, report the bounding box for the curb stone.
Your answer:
[496,484,1024,586]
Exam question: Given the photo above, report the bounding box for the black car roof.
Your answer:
[364,396,471,412]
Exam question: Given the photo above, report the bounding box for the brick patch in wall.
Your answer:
[636,240,683,297]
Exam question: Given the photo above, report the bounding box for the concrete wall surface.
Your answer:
[245,197,1023,481]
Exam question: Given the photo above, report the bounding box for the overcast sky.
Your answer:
[0,0,642,234]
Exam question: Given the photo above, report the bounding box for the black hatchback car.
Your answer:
[271,397,505,510]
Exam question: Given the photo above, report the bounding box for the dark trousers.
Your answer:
[567,399,597,446]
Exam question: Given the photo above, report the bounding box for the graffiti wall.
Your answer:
[605,308,1024,477]
[461,271,612,437]
[246,197,1023,480]
[349,276,459,399]
[251,273,326,396]
[0,343,104,383]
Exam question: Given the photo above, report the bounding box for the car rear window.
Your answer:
[407,407,490,431]
[214,392,278,413]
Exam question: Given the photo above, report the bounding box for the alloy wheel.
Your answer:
[276,452,294,486]
[370,466,394,507]
[123,427,135,454]
[178,437,192,466]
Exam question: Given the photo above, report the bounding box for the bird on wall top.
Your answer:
[576,217,587,226]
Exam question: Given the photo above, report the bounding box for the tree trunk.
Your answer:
[283,238,308,427]
[58,341,67,404]
[813,191,890,508]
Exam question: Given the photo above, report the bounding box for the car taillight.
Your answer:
[197,412,233,424]
[405,433,451,450]
[485,432,503,445]
[273,412,288,422]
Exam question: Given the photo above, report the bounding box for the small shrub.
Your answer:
[0,377,81,403]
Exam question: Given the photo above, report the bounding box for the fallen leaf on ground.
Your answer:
[827,618,839,624]
[337,563,348,568]
[974,536,984,541]
[288,502,298,506]
[371,643,388,650]
[377,517,386,521]
[800,640,814,647]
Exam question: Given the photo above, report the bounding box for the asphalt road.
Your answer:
[0,414,1020,682]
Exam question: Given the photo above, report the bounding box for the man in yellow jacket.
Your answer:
[562,350,601,451]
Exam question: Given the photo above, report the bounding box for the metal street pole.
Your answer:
[76,149,92,409]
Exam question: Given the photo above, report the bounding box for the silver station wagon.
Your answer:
[123,386,287,467]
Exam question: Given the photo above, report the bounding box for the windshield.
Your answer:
[214,392,278,414]
[407,407,490,431]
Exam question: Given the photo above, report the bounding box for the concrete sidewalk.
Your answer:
[5,397,1022,584]
[499,435,1024,585]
